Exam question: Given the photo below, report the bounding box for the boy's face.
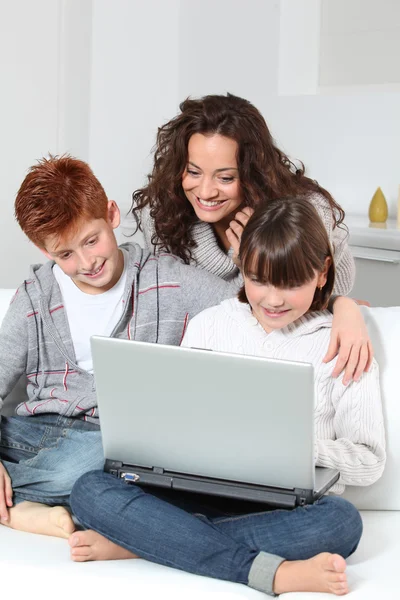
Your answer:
[42,201,124,295]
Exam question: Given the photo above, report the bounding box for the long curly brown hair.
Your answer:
[131,93,345,263]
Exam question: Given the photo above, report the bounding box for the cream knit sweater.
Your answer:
[181,298,386,494]
[140,194,355,295]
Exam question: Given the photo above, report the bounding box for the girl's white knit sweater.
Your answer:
[181,298,386,494]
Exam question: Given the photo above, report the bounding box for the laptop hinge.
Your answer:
[294,487,314,506]
[152,466,164,475]
[104,459,123,477]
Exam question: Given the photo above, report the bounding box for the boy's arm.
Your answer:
[179,262,241,319]
[0,289,29,415]
[316,360,386,487]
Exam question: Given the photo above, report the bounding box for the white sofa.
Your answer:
[0,288,399,600]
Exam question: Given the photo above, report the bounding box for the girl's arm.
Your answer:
[316,360,386,487]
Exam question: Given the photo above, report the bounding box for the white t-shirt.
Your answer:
[53,248,128,372]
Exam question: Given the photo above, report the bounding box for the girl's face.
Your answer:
[243,260,330,333]
[181,133,242,227]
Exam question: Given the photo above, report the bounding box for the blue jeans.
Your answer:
[0,415,104,506]
[70,470,363,596]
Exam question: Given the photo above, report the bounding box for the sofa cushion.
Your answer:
[0,289,27,415]
[342,306,400,510]
[0,510,398,599]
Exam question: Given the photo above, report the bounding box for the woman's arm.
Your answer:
[316,360,386,487]
[325,297,373,385]
[139,204,158,255]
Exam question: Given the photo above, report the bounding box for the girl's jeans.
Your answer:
[0,415,104,506]
[70,470,363,596]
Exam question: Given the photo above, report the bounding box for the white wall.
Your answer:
[0,0,59,287]
[89,0,400,224]
[178,0,280,101]
[89,0,180,244]
[319,0,400,87]
[0,0,92,287]
[265,92,400,217]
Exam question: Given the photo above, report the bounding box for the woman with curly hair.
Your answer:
[131,93,371,383]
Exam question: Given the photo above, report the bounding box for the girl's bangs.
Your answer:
[241,236,317,288]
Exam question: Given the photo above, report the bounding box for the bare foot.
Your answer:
[69,529,139,562]
[273,552,348,596]
[1,501,75,539]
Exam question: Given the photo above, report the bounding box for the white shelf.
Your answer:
[346,216,400,251]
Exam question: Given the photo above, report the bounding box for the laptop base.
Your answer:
[104,460,333,508]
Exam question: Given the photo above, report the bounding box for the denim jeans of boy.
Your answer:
[0,414,104,506]
[71,470,363,596]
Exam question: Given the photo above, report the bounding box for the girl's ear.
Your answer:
[317,256,332,288]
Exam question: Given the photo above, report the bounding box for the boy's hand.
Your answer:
[0,462,13,521]
[226,207,254,267]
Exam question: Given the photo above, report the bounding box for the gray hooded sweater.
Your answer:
[0,243,239,422]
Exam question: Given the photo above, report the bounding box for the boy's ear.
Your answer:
[317,256,332,288]
[107,200,121,229]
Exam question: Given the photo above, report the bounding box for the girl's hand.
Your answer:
[226,207,254,266]
[324,297,373,385]
[0,462,13,522]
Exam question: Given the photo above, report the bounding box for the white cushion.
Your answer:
[282,511,400,599]
[0,510,398,599]
[0,289,27,415]
[342,306,400,510]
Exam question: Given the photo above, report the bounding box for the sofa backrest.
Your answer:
[0,290,27,416]
[342,305,400,511]
[0,289,399,510]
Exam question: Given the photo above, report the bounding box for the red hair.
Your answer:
[15,155,108,248]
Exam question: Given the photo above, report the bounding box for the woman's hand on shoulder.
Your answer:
[226,207,254,267]
[324,296,373,385]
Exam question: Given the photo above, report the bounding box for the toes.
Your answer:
[70,546,92,561]
[330,581,349,595]
[331,554,347,572]
[68,533,81,548]
[328,572,347,583]
[71,553,91,563]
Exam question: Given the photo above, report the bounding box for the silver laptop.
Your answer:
[91,336,339,508]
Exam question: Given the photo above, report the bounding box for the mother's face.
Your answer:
[181,133,242,227]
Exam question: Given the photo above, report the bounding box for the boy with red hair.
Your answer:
[0,155,238,538]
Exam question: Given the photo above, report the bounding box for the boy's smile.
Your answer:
[42,201,124,295]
